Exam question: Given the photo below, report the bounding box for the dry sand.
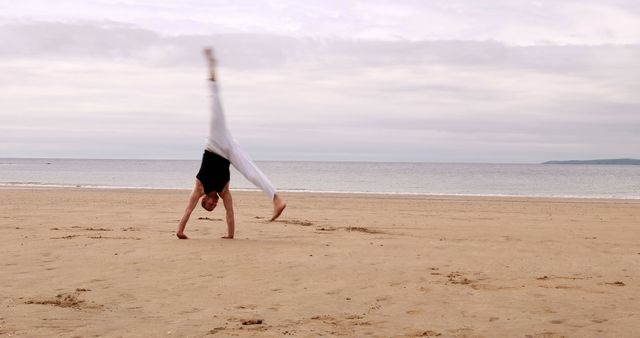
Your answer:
[0,188,639,337]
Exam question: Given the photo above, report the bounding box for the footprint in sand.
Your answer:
[310,313,370,328]
[444,271,510,291]
[344,226,385,234]
[276,219,314,226]
[344,314,364,320]
[539,284,581,290]
[51,234,80,239]
[207,327,226,335]
[198,217,223,222]
[316,226,336,232]
[367,296,390,312]
[446,272,475,285]
[178,307,204,315]
[24,289,101,310]
[536,274,590,281]
[268,305,281,312]
[406,309,424,315]
[388,280,409,287]
[325,289,342,295]
[408,330,442,337]
[88,235,141,240]
[525,332,566,338]
[311,314,336,322]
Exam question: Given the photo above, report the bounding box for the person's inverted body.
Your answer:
[176,48,286,239]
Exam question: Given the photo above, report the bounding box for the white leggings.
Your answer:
[228,141,276,200]
[205,81,276,200]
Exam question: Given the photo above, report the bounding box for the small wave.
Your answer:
[1,183,639,200]
[0,182,184,190]
[274,189,640,200]
[0,182,100,189]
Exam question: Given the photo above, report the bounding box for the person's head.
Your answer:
[201,193,219,211]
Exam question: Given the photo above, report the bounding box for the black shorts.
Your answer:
[196,150,230,194]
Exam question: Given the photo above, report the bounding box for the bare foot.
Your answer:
[176,233,188,239]
[221,235,234,239]
[270,194,287,221]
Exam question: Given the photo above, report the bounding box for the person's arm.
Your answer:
[203,47,216,81]
[219,184,235,239]
[176,180,205,239]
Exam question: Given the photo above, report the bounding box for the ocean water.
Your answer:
[1,158,640,199]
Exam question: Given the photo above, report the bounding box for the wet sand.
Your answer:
[1,188,639,337]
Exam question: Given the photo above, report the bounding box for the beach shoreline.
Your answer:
[1,188,639,337]
[2,185,640,202]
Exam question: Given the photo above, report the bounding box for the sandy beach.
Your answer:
[1,188,639,337]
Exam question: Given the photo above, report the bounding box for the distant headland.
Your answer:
[542,158,640,165]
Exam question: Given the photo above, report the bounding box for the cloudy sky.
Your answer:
[1,0,639,162]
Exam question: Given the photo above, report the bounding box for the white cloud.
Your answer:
[1,2,640,162]
[2,0,640,44]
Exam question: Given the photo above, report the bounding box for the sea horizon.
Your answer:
[1,156,549,165]
[2,157,640,199]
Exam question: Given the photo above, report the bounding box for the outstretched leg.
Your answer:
[228,142,286,220]
[203,47,286,220]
